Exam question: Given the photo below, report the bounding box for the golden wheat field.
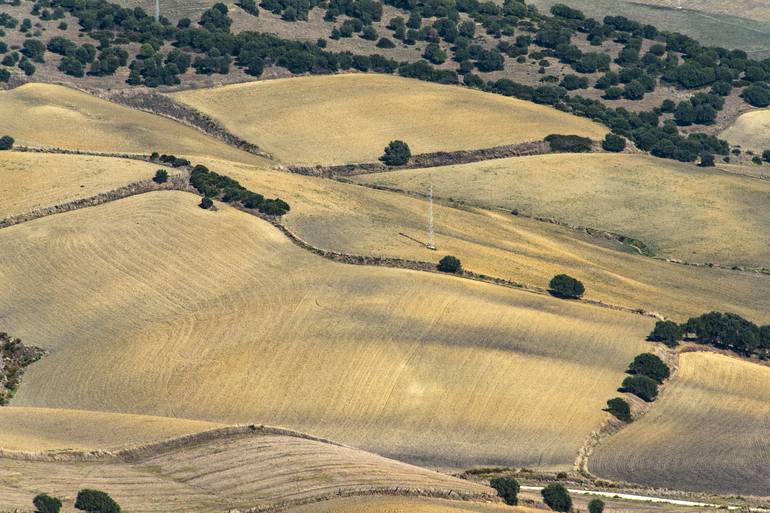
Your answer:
[199,157,770,322]
[0,426,491,512]
[168,74,608,165]
[0,83,262,164]
[720,109,770,152]
[0,190,651,470]
[590,352,770,496]
[0,152,169,219]
[354,153,770,269]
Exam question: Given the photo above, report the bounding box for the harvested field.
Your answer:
[0,83,263,164]
[168,74,608,165]
[354,153,770,269]
[0,407,224,452]
[286,496,530,513]
[204,157,770,322]
[590,352,770,496]
[0,428,490,512]
[720,109,770,151]
[0,190,649,470]
[0,152,169,219]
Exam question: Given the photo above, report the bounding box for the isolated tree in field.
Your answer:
[490,476,519,505]
[588,498,605,513]
[605,397,631,422]
[74,489,121,513]
[602,133,626,152]
[152,169,168,184]
[622,375,658,402]
[380,140,411,166]
[541,484,572,512]
[0,135,13,150]
[648,320,683,347]
[548,274,584,299]
[33,493,62,513]
[628,353,670,383]
[437,255,462,274]
[199,197,213,209]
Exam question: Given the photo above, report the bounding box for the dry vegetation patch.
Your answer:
[285,496,533,513]
[719,109,770,152]
[0,190,649,470]
[168,74,608,165]
[354,153,770,269]
[590,352,770,496]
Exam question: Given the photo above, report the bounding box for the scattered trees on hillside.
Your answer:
[380,140,411,166]
[0,135,14,150]
[75,489,121,513]
[190,164,290,216]
[490,476,519,505]
[437,255,462,274]
[548,274,584,299]
[33,494,62,513]
[541,484,572,512]
[605,397,631,422]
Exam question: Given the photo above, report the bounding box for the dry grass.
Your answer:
[202,157,770,322]
[0,83,263,164]
[286,496,534,513]
[590,352,770,496]
[0,429,490,512]
[0,407,224,452]
[354,153,770,269]
[720,109,770,151]
[0,152,169,219]
[0,190,650,470]
[168,74,608,165]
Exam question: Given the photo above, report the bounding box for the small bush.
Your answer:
[152,169,168,184]
[549,274,584,299]
[606,397,631,422]
[376,37,395,48]
[648,320,682,347]
[33,494,62,513]
[602,133,626,152]
[628,353,670,383]
[0,134,14,150]
[199,197,213,209]
[437,255,462,273]
[380,140,411,166]
[588,498,605,513]
[490,476,519,505]
[74,489,120,513]
[622,374,658,402]
[541,484,572,512]
[545,134,593,153]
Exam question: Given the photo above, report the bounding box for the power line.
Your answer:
[427,183,436,250]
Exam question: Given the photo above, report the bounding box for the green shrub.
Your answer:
[541,484,572,512]
[490,476,519,505]
[199,197,213,209]
[376,37,395,48]
[152,169,168,184]
[622,375,658,402]
[545,134,592,153]
[628,353,670,383]
[699,153,715,167]
[606,397,631,422]
[74,489,120,513]
[33,494,62,513]
[437,255,462,273]
[647,320,682,347]
[380,140,411,166]
[588,498,604,513]
[0,135,13,150]
[602,133,626,152]
[548,274,584,299]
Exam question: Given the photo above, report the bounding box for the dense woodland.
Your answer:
[2,0,770,164]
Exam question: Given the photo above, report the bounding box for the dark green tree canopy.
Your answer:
[648,320,682,347]
[541,484,572,512]
[549,274,585,299]
[606,397,631,422]
[622,374,659,402]
[437,255,462,273]
[588,498,605,513]
[628,353,670,383]
[0,135,14,150]
[74,489,121,513]
[34,494,62,513]
[380,140,411,166]
[490,476,519,505]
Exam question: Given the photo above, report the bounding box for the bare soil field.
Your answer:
[0,190,650,470]
[354,153,770,269]
[208,157,770,323]
[0,83,263,164]
[0,428,490,512]
[168,74,608,165]
[590,352,770,496]
[0,152,170,219]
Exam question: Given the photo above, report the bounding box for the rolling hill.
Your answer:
[168,74,608,165]
[719,109,770,152]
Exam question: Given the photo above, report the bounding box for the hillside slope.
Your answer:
[0,190,650,470]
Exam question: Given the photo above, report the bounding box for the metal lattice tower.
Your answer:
[155,0,160,21]
[427,183,436,250]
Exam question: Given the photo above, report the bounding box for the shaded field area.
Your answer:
[0,84,262,164]
[590,352,770,496]
[168,74,608,165]
[0,190,649,470]
[286,496,531,513]
[720,109,770,151]
[354,153,770,269]
[0,426,491,512]
[0,152,169,219]
[208,158,770,322]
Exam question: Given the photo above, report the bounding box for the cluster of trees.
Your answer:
[33,489,120,513]
[649,313,770,357]
[621,353,670,402]
[490,476,598,513]
[190,164,290,216]
[153,153,191,168]
[544,134,592,153]
[548,274,584,299]
[0,332,44,406]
